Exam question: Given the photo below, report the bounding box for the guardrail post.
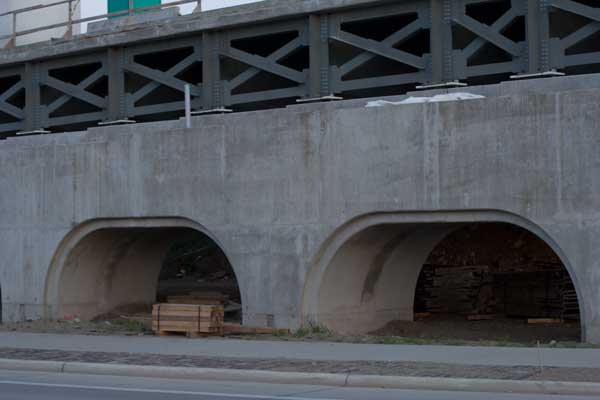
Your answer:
[193,0,202,13]
[4,12,17,49]
[64,0,74,40]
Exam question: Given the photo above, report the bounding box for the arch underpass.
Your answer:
[44,218,242,323]
[303,211,585,343]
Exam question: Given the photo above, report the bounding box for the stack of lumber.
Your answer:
[152,304,224,337]
[496,269,566,318]
[416,265,489,314]
[167,291,229,305]
[416,263,581,320]
[561,276,580,320]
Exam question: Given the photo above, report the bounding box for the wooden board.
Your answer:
[152,303,224,336]
[167,292,229,306]
[466,314,498,321]
[527,318,563,324]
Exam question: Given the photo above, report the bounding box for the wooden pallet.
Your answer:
[152,304,224,337]
[527,318,563,324]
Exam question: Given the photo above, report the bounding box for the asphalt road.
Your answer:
[0,370,592,400]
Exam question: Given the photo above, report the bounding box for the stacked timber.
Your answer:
[495,269,569,319]
[152,304,224,337]
[167,291,229,305]
[416,263,581,320]
[416,265,490,314]
[561,276,580,320]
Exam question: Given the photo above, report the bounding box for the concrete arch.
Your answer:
[44,217,243,321]
[302,210,588,341]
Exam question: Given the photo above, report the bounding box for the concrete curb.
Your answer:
[1,358,600,397]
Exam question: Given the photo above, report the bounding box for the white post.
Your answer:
[184,84,192,129]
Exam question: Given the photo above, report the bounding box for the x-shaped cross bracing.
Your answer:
[330,18,426,73]
[126,50,202,104]
[44,67,107,115]
[226,36,305,91]
[222,35,306,88]
[550,0,600,52]
[0,80,24,120]
[453,5,522,61]
[334,18,426,77]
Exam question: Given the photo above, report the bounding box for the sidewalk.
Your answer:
[2,332,600,396]
[1,331,600,368]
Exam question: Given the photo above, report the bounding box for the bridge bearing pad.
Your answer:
[191,108,233,115]
[416,81,467,90]
[296,95,343,104]
[16,129,51,136]
[510,70,566,80]
[98,119,137,126]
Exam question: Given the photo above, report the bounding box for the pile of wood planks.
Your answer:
[416,264,581,321]
[561,276,580,320]
[415,265,490,315]
[152,304,224,337]
[166,291,229,305]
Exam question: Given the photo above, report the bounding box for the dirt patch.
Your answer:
[371,315,581,344]
[0,316,584,347]
[0,317,151,336]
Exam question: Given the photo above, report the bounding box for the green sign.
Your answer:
[108,0,162,15]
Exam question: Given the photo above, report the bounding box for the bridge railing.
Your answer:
[0,0,202,49]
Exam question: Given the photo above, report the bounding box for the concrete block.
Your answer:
[87,7,180,34]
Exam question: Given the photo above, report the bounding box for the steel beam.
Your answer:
[308,14,331,98]
[429,0,453,84]
[202,31,224,111]
[23,63,45,133]
[0,0,599,135]
[107,47,129,123]
[526,0,551,73]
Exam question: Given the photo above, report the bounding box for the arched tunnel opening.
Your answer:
[51,226,242,329]
[312,221,582,344]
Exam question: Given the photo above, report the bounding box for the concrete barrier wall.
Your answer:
[0,78,599,341]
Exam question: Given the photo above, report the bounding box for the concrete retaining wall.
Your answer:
[0,76,599,341]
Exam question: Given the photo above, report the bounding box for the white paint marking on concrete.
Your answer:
[0,380,335,400]
[366,93,486,107]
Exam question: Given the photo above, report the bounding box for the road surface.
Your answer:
[0,369,592,400]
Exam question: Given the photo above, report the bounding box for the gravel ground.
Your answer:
[1,348,599,383]
[0,319,592,349]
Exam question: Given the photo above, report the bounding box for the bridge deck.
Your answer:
[0,0,598,137]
